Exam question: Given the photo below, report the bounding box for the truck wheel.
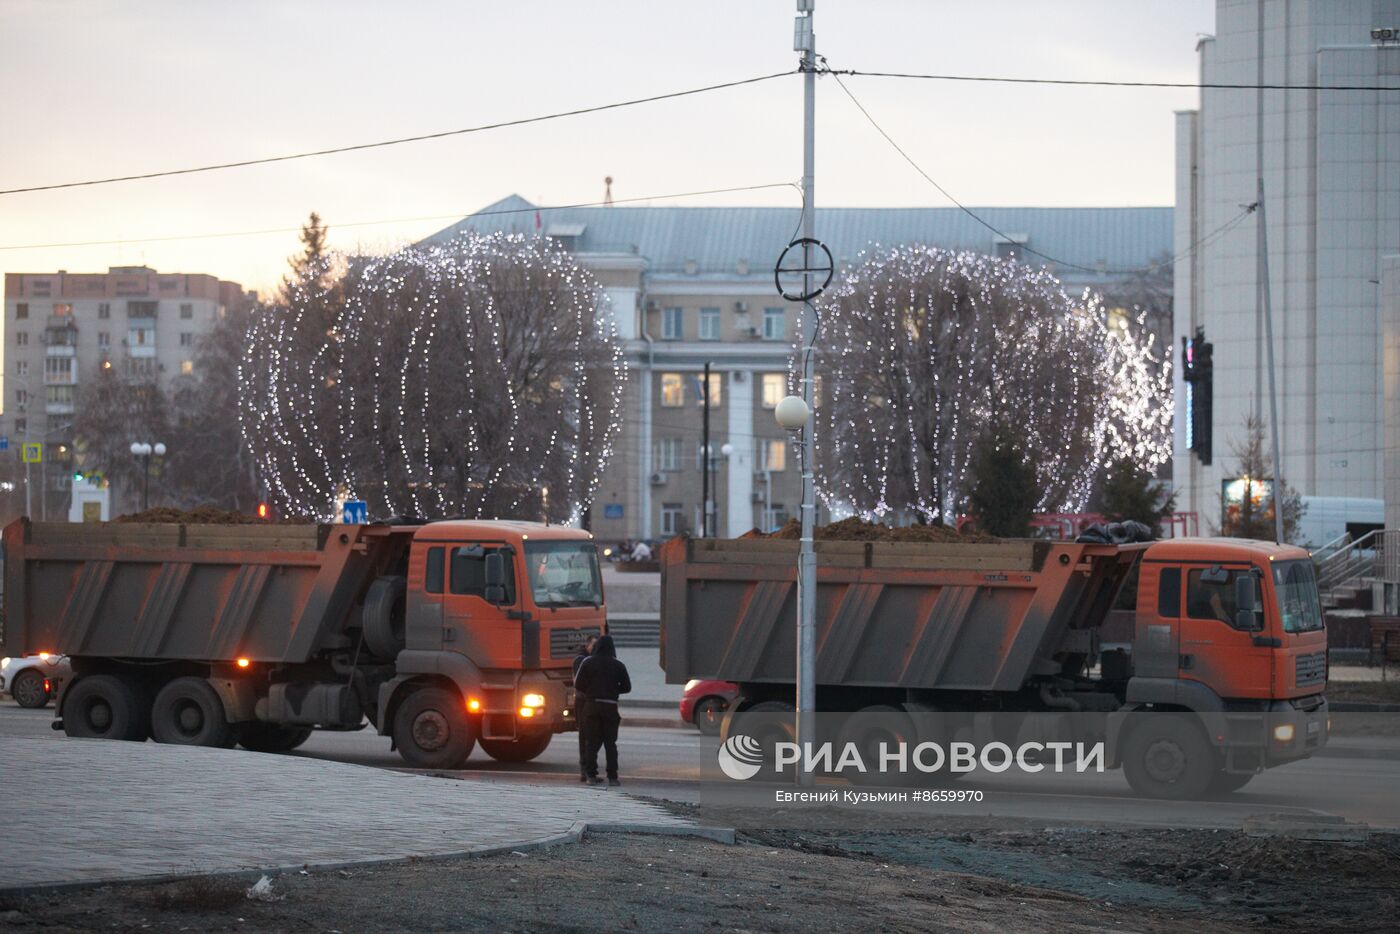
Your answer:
[393,686,476,769]
[723,700,795,774]
[10,668,50,709]
[692,697,728,736]
[1122,714,1215,800]
[362,575,407,659]
[1207,770,1255,796]
[151,677,234,748]
[479,733,552,762]
[837,705,915,785]
[63,674,150,741]
[238,723,314,753]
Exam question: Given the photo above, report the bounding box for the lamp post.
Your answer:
[129,441,166,511]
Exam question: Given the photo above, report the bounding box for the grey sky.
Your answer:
[0,0,1214,294]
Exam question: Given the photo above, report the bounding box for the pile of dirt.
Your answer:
[114,507,311,525]
[765,516,998,543]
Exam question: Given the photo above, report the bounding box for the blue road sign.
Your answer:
[603,503,624,519]
[0,436,8,451]
[343,500,368,524]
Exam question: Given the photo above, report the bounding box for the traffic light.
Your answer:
[1181,327,1213,465]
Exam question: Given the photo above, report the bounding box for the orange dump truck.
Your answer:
[1,518,606,768]
[661,535,1329,798]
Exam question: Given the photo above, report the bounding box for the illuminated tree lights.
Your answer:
[804,244,1171,524]
[239,232,626,521]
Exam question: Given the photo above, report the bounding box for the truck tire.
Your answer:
[1121,714,1215,801]
[10,668,51,709]
[1207,770,1255,797]
[151,677,235,748]
[837,705,915,785]
[393,685,476,769]
[63,674,150,741]
[479,733,552,763]
[363,575,407,659]
[692,696,728,736]
[238,722,314,753]
[723,700,795,775]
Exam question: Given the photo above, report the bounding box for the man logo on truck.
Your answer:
[717,734,765,780]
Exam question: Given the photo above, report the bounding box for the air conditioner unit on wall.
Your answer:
[650,472,667,486]
[734,301,749,313]
[751,492,765,503]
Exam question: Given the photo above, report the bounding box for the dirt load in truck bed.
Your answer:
[762,516,998,543]
[115,507,313,525]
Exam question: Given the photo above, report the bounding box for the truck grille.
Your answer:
[1295,651,1326,688]
[549,626,602,659]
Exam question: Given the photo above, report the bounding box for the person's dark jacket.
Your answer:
[572,644,591,681]
[573,635,631,702]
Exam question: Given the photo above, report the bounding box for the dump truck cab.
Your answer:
[380,521,606,764]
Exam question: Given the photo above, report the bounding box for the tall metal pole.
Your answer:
[1256,1,1285,544]
[701,360,712,537]
[794,0,817,784]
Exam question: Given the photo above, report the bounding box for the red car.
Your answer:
[680,679,738,735]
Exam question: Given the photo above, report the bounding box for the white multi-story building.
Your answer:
[2,266,246,518]
[431,197,1172,542]
[1174,1,1400,531]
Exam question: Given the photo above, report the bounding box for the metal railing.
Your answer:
[1315,529,1400,594]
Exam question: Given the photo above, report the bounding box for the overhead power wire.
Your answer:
[832,68,1400,93]
[0,70,796,196]
[0,182,800,251]
[826,66,1253,276]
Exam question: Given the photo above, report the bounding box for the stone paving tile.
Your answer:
[0,737,689,890]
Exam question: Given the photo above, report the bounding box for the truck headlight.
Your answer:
[522,693,546,708]
[684,679,700,692]
[1,657,10,669]
[1273,724,1295,743]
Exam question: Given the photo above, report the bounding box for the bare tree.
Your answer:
[73,365,171,513]
[808,245,1169,523]
[242,232,625,521]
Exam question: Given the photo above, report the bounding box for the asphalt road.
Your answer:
[6,700,1400,831]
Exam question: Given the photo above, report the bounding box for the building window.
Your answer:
[15,303,28,319]
[44,357,75,383]
[129,325,153,346]
[768,504,790,527]
[180,360,194,375]
[661,503,685,536]
[699,307,720,341]
[763,307,785,341]
[180,332,194,347]
[46,385,74,406]
[695,444,720,472]
[98,303,111,319]
[653,437,682,472]
[180,303,193,319]
[14,331,27,346]
[15,360,28,377]
[662,307,683,340]
[696,372,722,407]
[52,302,73,317]
[15,389,29,405]
[761,373,786,408]
[761,439,787,472]
[14,418,26,434]
[660,373,684,407]
[97,331,111,348]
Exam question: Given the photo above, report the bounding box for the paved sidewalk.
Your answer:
[0,737,693,892]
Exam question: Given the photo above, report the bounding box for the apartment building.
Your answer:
[2,266,246,518]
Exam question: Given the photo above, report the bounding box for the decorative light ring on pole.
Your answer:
[773,237,834,302]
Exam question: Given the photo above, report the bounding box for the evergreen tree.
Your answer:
[1099,456,1177,538]
[967,428,1039,537]
[1220,412,1305,542]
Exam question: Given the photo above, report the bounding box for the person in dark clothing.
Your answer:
[572,635,598,782]
[572,634,631,786]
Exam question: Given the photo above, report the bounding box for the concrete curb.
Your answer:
[0,820,735,898]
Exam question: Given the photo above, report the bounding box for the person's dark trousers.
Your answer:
[576,694,591,779]
[583,699,622,780]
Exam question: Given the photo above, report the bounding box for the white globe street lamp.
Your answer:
[130,441,167,511]
[774,395,811,432]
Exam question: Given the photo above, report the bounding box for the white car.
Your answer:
[1,653,66,709]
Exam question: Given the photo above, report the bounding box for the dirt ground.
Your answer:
[4,808,1397,933]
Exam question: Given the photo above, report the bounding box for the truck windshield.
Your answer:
[1272,560,1324,634]
[525,541,603,608]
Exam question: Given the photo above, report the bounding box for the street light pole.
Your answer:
[794,0,818,784]
[701,360,712,537]
[130,441,166,512]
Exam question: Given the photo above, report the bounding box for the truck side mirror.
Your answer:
[1234,573,1259,631]
[484,552,507,604]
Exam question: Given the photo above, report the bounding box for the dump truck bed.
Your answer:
[661,536,1139,692]
[0,519,411,664]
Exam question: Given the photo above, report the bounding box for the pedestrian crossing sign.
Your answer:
[21,442,42,463]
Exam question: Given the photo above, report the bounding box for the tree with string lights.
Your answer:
[807,244,1170,525]
[240,231,626,521]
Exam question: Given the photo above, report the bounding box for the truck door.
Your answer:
[405,544,447,650]
[1180,565,1272,698]
[1133,564,1182,679]
[442,544,521,668]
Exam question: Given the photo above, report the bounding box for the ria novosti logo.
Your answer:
[717,734,765,781]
